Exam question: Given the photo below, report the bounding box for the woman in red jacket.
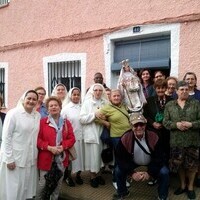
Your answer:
[36,96,75,200]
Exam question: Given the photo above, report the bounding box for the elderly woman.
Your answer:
[165,76,178,99]
[36,96,75,200]
[96,89,131,189]
[51,83,68,107]
[183,72,200,186]
[0,90,41,200]
[80,83,108,188]
[163,81,200,199]
[183,72,200,101]
[61,87,84,186]
[143,79,173,185]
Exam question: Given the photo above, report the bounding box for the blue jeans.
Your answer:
[115,164,169,198]
[110,137,121,182]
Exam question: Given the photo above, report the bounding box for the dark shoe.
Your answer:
[75,174,83,185]
[96,176,105,185]
[90,178,99,188]
[196,178,200,187]
[112,191,130,200]
[187,190,196,199]
[65,177,75,187]
[147,178,157,186]
[174,187,187,195]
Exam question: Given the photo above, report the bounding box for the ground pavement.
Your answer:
[59,171,200,200]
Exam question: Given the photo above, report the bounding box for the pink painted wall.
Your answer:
[0,0,200,109]
[179,21,200,79]
[0,0,200,46]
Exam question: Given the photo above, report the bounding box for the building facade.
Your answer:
[0,0,200,109]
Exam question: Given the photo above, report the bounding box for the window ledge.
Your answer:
[0,2,9,9]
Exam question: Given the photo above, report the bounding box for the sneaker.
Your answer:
[126,181,131,188]
[96,176,105,185]
[147,179,157,186]
[90,178,99,188]
[112,191,130,200]
[187,190,196,199]
[65,177,75,187]
[75,174,83,185]
[112,181,130,190]
[113,181,118,190]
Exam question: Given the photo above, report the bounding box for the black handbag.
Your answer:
[101,147,113,163]
[41,160,63,199]
[100,127,111,145]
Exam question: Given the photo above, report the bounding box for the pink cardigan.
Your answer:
[37,117,75,171]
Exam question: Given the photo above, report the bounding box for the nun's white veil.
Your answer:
[51,83,68,107]
[83,83,108,103]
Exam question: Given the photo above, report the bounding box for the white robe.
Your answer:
[80,98,106,173]
[61,102,84,173]
[0,106,40,200]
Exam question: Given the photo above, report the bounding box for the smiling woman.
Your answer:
[36,96,75,199]
[0,90,41,200]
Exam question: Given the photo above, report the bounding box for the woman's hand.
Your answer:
[7,162,16,170]
[95,111,106,120]
[153,122,162,129]
[47,146,59,155]
[176,122,190,131]
[57,145,64,154]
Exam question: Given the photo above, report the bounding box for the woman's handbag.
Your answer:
[68,146,77,161]
[100,126,111,145]
[101,147,113,163]
[42,159,63,199]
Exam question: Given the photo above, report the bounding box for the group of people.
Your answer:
[0,67,200,200]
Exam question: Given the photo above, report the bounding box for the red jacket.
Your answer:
[37,117,75,171]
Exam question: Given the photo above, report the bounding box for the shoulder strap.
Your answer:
[110,105,129,120]
[135,139,151,155]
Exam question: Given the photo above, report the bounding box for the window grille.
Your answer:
[0,0,10,6]
[48,60,81,95]
[0,68,5,106]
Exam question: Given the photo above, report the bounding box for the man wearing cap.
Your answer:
[113,113,169,200]
[163,80,200,200]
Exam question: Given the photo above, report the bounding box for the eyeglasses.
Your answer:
[93,89,103,92]
[133,122,145,127]
[37,93,46,96]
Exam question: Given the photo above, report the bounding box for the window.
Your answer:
[43,53,86,95]
[0,63,7,107]
[112,35,170,71]
[48,60,81,95]
[0,0,10,7]
[104,23,180,88]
